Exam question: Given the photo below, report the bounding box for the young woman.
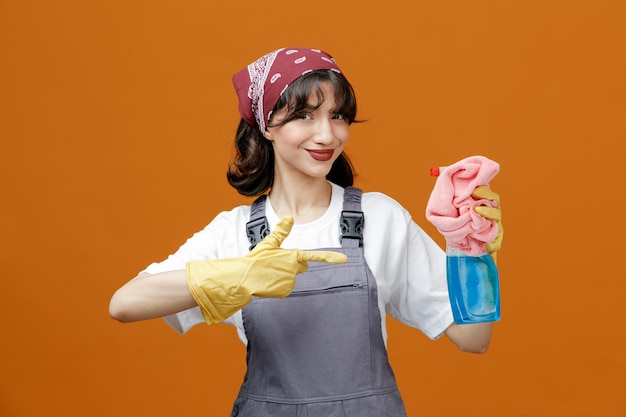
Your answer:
[110,47,502,416]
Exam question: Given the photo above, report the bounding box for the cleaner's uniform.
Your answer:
[231,187,404,416]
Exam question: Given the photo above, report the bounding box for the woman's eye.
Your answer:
[297,113,312,120]
[332,113,345,120]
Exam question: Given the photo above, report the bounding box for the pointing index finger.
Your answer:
[298,250,348,264]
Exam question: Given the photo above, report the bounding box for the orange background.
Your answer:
[1,1,625,416]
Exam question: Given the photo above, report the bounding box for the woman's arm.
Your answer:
[109,271,197,323]
[444,322,493,353]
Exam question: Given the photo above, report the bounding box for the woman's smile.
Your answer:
[306,148,335,161]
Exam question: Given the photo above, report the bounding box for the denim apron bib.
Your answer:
[230,187,407,417]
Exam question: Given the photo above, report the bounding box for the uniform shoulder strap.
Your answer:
[246,195,270,251]
[340,186,364,248]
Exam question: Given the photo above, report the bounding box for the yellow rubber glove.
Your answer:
[186,216,348,325]
[472,185,503,263]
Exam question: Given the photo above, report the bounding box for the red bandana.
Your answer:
[232,47,342,132]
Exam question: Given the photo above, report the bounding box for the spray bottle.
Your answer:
[430,166,501,324]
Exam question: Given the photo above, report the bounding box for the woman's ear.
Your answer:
[264,130,273,141]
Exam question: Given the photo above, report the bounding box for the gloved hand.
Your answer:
[186,216,348,325]
[472,185,503,263]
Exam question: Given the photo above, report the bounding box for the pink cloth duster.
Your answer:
[425,155,500,256]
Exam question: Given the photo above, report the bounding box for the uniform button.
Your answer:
[231,405,239,416]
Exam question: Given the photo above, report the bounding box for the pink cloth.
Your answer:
[425,155,500,256]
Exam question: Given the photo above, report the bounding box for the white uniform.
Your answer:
[143,182,453,344]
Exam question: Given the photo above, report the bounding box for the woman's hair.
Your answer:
[227,70,358,197]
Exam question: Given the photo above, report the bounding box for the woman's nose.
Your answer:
[313,118,335,144]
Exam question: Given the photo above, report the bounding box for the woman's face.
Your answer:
[265,82,350,183]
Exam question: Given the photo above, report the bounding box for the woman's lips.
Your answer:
[306,149,334,161]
